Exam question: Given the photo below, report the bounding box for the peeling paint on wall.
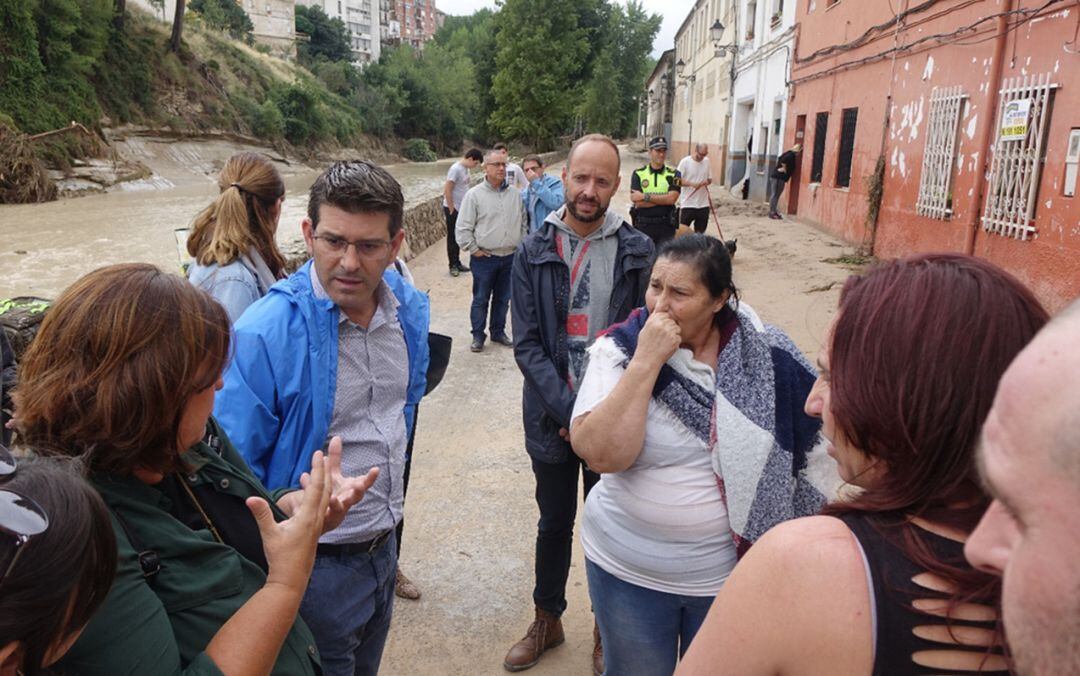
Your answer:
[899,151,907,178]
[965,114,979,140]
[922,55,935,80]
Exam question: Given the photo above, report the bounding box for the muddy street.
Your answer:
[380,148,863,675]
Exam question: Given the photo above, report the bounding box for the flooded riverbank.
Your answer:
[0,134,455,299]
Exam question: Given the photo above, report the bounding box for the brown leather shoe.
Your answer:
[502,608,565,672]
[394,567,421,600]
[592,622,604,675]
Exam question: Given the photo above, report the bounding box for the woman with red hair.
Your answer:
[677,253,1047,675]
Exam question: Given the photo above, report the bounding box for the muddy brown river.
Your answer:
[0,136,455,300]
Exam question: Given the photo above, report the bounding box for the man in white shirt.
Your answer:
[443,148,483,276]
[676,143,713,234]
[494,142,529,191]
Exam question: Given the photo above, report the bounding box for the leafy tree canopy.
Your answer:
[295,4,352,64]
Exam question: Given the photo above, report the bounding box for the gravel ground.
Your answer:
[379,147,864,675]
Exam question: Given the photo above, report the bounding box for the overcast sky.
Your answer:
[437,0,695,57]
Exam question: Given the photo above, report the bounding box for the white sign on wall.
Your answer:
[1000,99,1031,141]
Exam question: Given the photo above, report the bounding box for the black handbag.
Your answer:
[425,332,452,395]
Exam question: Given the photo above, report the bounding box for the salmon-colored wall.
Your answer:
[786,0,1080,309]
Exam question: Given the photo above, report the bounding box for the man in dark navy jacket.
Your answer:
[507,134,653,674]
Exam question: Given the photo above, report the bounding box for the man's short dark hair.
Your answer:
[493,142,509,152]
[307,160,405,237]
[522,154,543,168]
[465,148,483,162]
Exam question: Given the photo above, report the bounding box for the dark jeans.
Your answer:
[531,454,600,617]
[768,178,787,215]
[679,207,709,234]
[469,253,513,342]
[444,207,462,269]
[299,532,397,676]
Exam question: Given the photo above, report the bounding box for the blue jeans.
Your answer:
[299,532,397,676]
[586,559,714,676]
[469,253,514,342]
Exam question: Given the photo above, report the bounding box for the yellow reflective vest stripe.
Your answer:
[634,166,678,194]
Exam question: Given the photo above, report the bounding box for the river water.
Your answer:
[0,138,454,300]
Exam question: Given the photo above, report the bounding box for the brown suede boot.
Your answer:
[502,608,565,672]
[592,622,604,675]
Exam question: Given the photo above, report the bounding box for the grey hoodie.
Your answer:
[546,205,624,389]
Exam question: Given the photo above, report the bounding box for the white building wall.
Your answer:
[727,0,794,198]
[671,0,736,175]
[297,0,380,64]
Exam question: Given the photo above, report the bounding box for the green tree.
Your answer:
[578,49,622,136]
[490,0,593,148]
[604,1,661,136]
[295,5,352,64]
[190,0,254,41]
[33,0,112,129]
[0,0,57,132]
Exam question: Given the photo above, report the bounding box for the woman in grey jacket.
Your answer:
[187,153,286,322]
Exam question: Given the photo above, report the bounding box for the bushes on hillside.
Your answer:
[402,139,437,162]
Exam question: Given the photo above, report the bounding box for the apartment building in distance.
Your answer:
[670,0,736,179]
[645,49,676,141]
[298,0,381,64]
[728,0,794,200]
[785,0,1080,310]
[242,0,297,58]
[394,0,438,49]
[131,0,296,58]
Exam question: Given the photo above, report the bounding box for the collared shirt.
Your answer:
[454,179,528,257]
[311,272,408,544]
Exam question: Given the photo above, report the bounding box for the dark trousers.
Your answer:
[395,407,418,558]
[679,207,710,234]
[531,454,600,617]
[444,207,462,269]
[469,253,513,342]
[768,178,787,215]
[636,220,676,249]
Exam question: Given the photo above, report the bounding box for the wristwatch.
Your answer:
[644,194,651,203]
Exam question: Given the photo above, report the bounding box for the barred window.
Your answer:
[916,86,966,220]
[810,112,828,183]
[982,73,1057,240]
[835,107,858,188]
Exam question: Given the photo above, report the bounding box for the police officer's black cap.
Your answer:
[648,137,668,150]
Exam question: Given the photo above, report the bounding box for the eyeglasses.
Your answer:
[0,444,50,592]
[312,234,392,259]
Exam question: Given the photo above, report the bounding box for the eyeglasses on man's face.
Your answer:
[312,234,392,259]
[0,444,50,592]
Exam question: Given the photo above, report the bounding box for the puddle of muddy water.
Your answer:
[0,157,456,300]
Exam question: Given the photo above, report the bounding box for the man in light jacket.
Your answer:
[214,161,430,676]
[456,149,528,353]
[521,154,565,234]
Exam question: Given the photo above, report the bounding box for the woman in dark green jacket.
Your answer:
[13,263,376,676]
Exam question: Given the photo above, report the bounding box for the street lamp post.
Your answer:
[675,58,696,150]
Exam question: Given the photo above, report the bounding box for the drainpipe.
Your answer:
[866,0,909,255]
[964,0,1012,255]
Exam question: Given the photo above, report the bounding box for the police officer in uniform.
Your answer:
[630,136,682,247]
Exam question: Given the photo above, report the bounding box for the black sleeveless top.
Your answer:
[839,513,1009,675]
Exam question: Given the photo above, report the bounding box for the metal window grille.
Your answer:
[982,73,1057,240]
[811,112,828,183]
[916,86,966,220]
[835,107,858,188]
